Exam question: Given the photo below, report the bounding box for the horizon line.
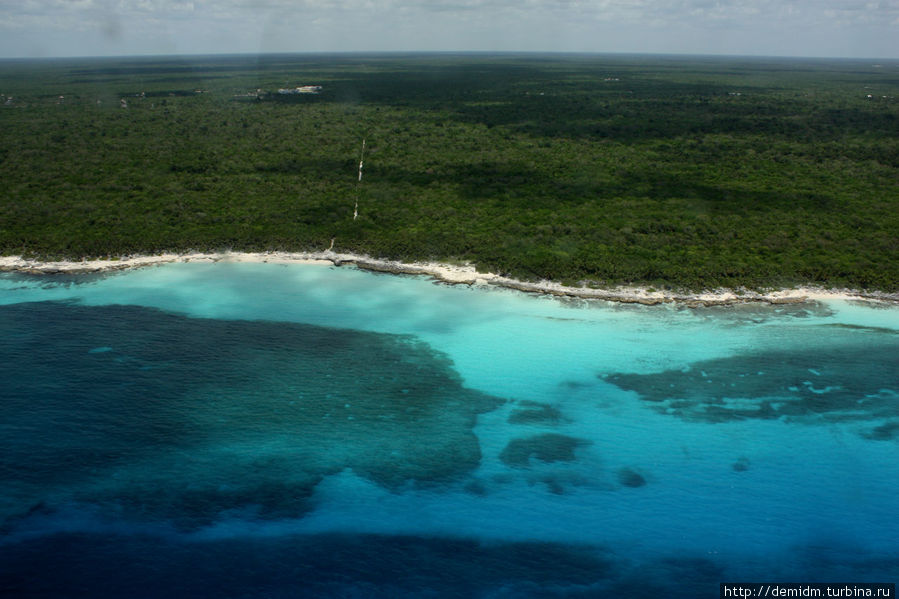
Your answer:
[2,49,899,63]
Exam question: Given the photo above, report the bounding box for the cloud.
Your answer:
[0,0,896,57]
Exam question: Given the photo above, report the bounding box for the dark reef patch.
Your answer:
[861,421,899,441]
[508,400,563,424]
[732,457,751,472]
[0,301,502,528]
[617,468,647,488]
[604,340,898,423]
[499,434,591,468]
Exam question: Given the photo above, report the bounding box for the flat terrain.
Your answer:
[1,53,896,290]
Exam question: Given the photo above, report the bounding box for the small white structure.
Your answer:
[278,85,322,95]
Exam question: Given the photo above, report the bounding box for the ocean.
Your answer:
[1,262,897,597]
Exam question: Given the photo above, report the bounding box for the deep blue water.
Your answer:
[1,263,897,597]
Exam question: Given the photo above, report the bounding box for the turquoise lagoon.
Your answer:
[1,262,897,597]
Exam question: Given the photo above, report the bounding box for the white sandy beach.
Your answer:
[1,251,896,307]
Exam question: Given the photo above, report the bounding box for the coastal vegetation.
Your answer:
[1,53,896,290]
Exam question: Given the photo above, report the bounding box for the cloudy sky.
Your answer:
[1,0,896,59]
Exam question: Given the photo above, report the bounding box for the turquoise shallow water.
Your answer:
[1,263,897,597]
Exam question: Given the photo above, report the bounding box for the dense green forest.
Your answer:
[1,53,897,290]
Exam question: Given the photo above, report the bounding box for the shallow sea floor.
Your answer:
[1,263,897,597]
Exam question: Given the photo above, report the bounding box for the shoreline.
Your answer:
[1,251,897,307]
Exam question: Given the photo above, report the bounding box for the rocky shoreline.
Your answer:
[2,251,897,307]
